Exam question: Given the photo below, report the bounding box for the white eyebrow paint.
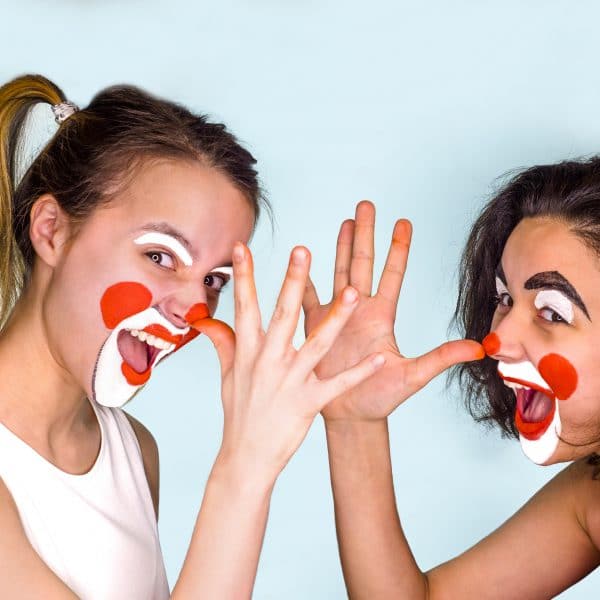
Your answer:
[211,266,234,278]
[534,289,574,324]
[133,232,193,267]
[495,276,509,295]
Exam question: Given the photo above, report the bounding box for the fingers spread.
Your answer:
[302,274,320,315]
[350,201,375,296]
[333,219,355,298]
[294,286,359,377]
[264,246,311,357]
[377,219,412,307]
[406,339,485,394]
[232,243,262,355]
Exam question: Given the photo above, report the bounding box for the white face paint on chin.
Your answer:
[93,306,190,408]
[518,399,562,464]
[498,361,561,465]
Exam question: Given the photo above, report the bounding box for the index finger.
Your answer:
[232,242,262,354]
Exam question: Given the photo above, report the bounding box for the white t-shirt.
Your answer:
[0,399,169,599]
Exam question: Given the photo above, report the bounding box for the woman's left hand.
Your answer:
[302,201,484,423]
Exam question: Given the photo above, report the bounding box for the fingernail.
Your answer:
[372,354,385,368]
[343,287,358,303]
[292,247,308,265]
[233,243,244,263]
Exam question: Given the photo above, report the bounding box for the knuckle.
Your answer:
[272,303,289,323]
[352,250,374,261]
[305,333,329,356]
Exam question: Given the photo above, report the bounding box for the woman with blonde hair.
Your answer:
[0,74,387,598]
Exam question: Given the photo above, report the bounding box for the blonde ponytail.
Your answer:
[0,75,64,327]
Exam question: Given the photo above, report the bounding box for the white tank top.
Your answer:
[0,400,170,599]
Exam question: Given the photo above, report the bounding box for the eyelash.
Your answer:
[493,293,568,324]
[204,273,230,294]
[145,250,175,269]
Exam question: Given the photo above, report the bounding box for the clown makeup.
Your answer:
[534,290,574,325]
[497,359,561,464]
[93,281,210,407]
[482,217,600,464]
[133,227,194,267]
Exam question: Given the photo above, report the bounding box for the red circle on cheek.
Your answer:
[100,282,153,329]
[482,332,501,356]
[538,353,578,400]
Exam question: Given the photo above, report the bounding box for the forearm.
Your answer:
[326,419,428,600]
[171,456,275,600]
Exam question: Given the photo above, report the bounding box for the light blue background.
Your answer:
[2,1,599,597]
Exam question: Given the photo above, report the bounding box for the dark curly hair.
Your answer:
[451,156,600,439]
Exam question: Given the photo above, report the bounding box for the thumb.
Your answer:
[191,318,236,376]
[406,339,484,394]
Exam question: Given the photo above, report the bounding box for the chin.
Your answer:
[91,306,188,408]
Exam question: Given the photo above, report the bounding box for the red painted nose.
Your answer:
[185,303,210,324]
[482,332,501,356]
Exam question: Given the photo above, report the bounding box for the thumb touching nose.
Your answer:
[191,318,236,376]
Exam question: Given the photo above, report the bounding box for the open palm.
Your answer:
[302,201,483,422]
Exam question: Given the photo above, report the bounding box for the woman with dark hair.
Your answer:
[0,74,386,598]
[303,162,600,598]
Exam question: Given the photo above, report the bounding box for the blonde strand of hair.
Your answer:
[0,74,63,328]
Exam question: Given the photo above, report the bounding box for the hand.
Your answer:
[193,242,385,478]
[302,201,483,423]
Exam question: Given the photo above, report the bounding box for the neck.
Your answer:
[0,287,91,440]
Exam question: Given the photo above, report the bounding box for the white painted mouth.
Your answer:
[92,307,189,408]
[497,361,561,465]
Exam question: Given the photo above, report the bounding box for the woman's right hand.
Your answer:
[193,242,385,480]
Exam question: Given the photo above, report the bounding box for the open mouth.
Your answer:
[116,327,178,385]
[502,378,556,440]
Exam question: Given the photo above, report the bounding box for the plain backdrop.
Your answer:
[2,1,600,597]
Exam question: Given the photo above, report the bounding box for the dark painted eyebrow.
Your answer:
[524,271,590,320]
[495,264,506,284]
[136,222,196,261]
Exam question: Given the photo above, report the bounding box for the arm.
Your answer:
[169,243,385,599]
[326,420,600,599]
[0,477,79,599]
[303,202,598,599]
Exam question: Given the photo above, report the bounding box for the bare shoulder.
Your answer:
[567,456,600,551]
[123,412,160,520]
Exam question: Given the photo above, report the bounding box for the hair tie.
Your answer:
[51,101,78,124]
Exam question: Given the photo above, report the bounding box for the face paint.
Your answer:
[482,332,501,356]
[534,290,574,324]
[538,353,578,400]
[133,232,194,267]
[498,359,560,464]
[93,282,209,407]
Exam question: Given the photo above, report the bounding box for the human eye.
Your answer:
[493,277,512,311]
[534,290,574,325]
[204,271,231,293]
[145,250,176,270]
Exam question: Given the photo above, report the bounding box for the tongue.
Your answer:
[117,330,149,373]
[517,388,553,423]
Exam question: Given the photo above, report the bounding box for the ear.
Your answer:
[29,194,72,268]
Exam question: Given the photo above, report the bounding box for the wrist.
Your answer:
[324,416,388,438]
[210,449,279,496]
